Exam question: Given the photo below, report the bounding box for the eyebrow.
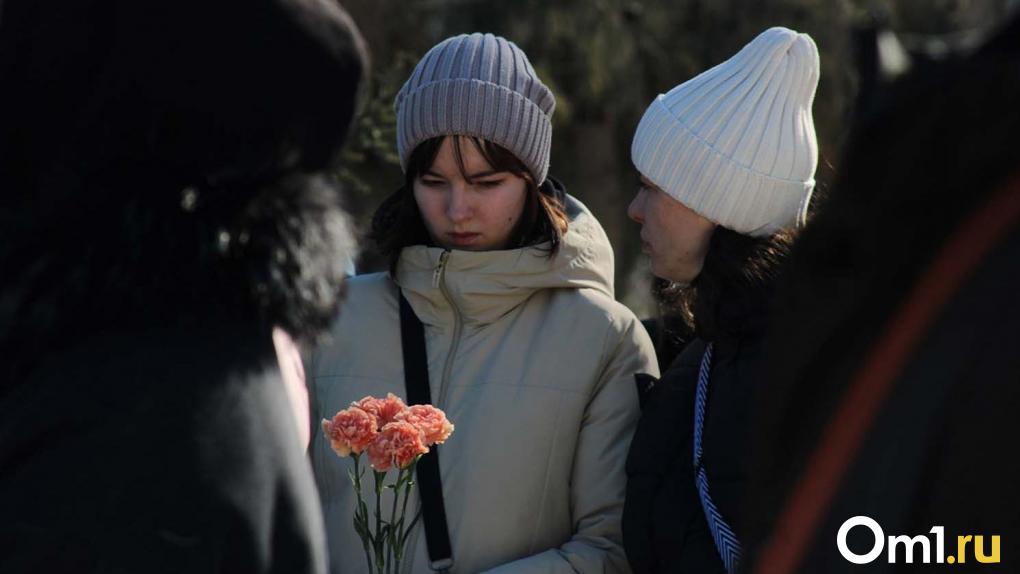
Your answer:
[467,170,502,179]
[422,169,504,179]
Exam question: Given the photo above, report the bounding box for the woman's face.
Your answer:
[628,175,716,284]
[413,137,528,251]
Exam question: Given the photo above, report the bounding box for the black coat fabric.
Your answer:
[625,305,769,573]
[640,315,694,374]
[0,324,327,574]
[747,224,1020,574]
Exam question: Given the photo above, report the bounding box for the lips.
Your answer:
[447,232,481,247]
[639,234,651,254]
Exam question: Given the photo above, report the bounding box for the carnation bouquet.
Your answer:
[322,393,454,574]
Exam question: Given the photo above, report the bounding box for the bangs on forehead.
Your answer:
[450,137,495,181]
[409,136,532,183]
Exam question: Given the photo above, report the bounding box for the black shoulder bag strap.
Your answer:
[398,293,454,572]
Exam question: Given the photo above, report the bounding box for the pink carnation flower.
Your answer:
[321,407,378,457]
[351,393,408,428]
[367,421,428,471]
[395,404,455,446]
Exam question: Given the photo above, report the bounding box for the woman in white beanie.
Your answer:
[309,33,657,573]
[622,27,820,574]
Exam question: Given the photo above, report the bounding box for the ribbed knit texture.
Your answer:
[632,27,820,236]
[395,33,556,183]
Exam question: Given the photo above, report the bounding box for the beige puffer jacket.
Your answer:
[309,196,658,573]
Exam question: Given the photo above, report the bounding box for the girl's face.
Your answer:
[628,175,716,284]
[413,137,528,251]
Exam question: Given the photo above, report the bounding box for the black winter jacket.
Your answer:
[620,273,771,574]
[624,301,769,573]
[0,324,327,574]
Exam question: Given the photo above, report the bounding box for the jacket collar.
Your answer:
[394,193,614,327]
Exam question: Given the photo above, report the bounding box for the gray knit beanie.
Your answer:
[395,33,556,183]
[632,27,820,236]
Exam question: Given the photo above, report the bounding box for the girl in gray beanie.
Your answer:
[623,27,820,574]
[310,33,656,573]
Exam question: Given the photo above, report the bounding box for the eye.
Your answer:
[639,183,658,197]
[418,177,446,188]
[474,178,505,189]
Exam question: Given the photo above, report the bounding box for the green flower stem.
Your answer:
[374,470,386,573]
[351,454,374,574]
[394,458,417,573]
[388,467,402,573]
[399,459,416,547]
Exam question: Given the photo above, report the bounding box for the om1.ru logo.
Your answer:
[838,516,1001,565]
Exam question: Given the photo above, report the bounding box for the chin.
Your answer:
[652,261,696,285]
[441,242,484,252]
[440,236,502,251]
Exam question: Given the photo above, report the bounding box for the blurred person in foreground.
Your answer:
[622,27,820,574]
[309,32,656,573]
[743,13,1020,574]
[0,0,367,572]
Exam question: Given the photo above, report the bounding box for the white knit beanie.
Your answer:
[631,27,820,236]
[395,33,556,183]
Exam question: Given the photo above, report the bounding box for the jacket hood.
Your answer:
[395,191,615,326]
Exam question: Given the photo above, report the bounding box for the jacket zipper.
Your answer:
[435,250,463,410]
[404,249,461,574]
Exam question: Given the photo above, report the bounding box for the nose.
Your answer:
[446,184,472,224]
[628,188,646,224]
